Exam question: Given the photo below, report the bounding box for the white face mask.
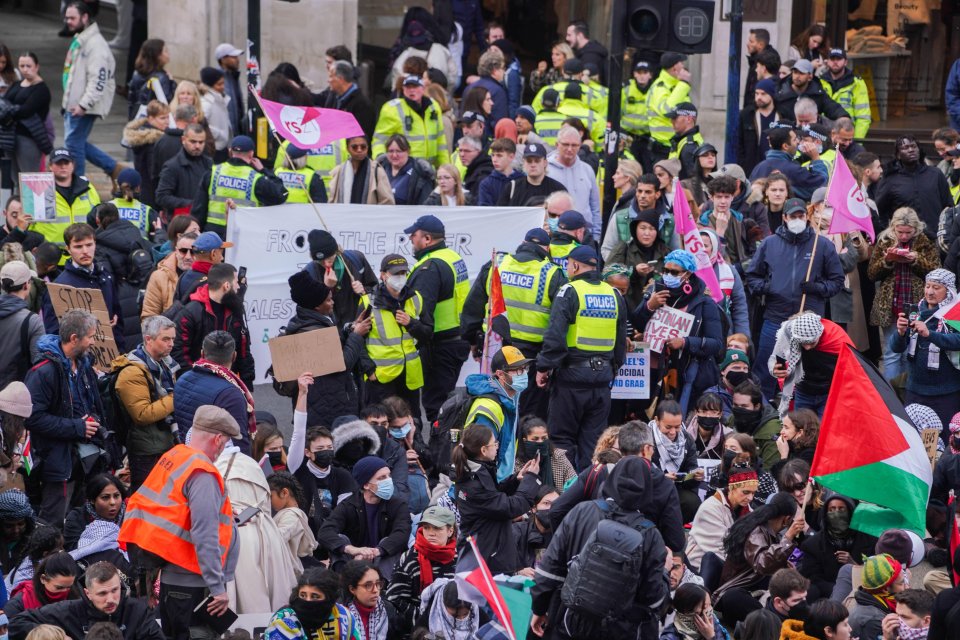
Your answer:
[786,219,807,234]
[386,274,407,291]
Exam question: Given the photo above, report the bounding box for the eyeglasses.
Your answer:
[784,482,807,492]
[662,268,684,276]
[177,248,195,255]
[358,580,385,591]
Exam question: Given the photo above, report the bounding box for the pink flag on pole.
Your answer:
[673,180,723,303]
[257,92,364,150]
[826,155,875,241]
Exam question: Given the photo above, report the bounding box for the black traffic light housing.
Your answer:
[625,0,715,54]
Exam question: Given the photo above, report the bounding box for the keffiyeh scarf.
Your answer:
[769,312,824,416]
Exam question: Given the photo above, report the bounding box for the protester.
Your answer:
[799,494,877,600]
[62,473,124,551]
[648,400,703,524]
[341,560,408,640]
[0,261,44,389]
[268,469,319,570]
[3,551,79,618]
[329,136,395,205]
[265,567,359,640]
[661,583,729,640]
[513,416,577,490]
[377,134,435,206]
[849,553,907,640]
[155,123,212,217]
[685,462,757,574]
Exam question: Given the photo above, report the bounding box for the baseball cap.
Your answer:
[459,111,486,126]
[193,231,234,252]
[568,245,599,266]
[192,405,241,438]
[709,164,747,183]
[784,198,808,216]
[402,74,424,87]
[524,228,550,246]
[660,52,687,69]
[116,168,141,188]
[828,48,846,59]
[491,346,533,372]
[50,147,73,164]
[380,253,408,274]
[792,59,814,74]
[0,261,32,288]
[404,214,445,236]
[564,83,583,100]
[634,60,651,72]
[667,102,697,119]
[420,505,456,527]
[230,135,254,152]
[694,143,718,157]
[558,210,586,231]
[562,58,584,75]
[521,142,547,159]
[286,145,308,160]
[215,43,243,60]
[811,187,828,204]
[541,88,560,109]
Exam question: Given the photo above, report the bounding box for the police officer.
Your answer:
[557,84,603,147]
[667,102,704,180]
[536,245,626,470]
[372,75,449,168]
[38,148,101,258]
[404,214,471,423]
[800,123,835,172]
[648,52,692,166]
[532,59,603,121]
[359,253,430,410]
[622,60,654,171]
[533,90,566,149]
[461,228,567,419]
[821,48,871,138]
[273,138,346,192]
[549,210,590,270]
[192,135,288,238]
[275,144,327,204]
[109,168,157,240]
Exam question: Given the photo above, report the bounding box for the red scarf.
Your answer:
[191,261,214,275]
[194,359,257,437]
[11,580,70,609]
[413,528,457,590]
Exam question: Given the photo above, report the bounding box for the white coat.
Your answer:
[62,22,116,117]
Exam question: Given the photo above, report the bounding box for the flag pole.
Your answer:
[248,86,358,284]
[799,144,838,313]
[480,247,497,374]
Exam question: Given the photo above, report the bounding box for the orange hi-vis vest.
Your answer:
[118,444,233,574]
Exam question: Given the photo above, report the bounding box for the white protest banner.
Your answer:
[227,203,544,381]
[642,306,695,353]
[611,344,650,400]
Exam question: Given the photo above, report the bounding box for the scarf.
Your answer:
[673,610,712,639]
[84,500,126,527]
[12,579,70,609]
[652,422,686,474]
[193,359,256,435]
[869,590,898,613]
[898,620,929,640]
[348,600,388,640]
[425,580,479,640]
[413,528,457,591]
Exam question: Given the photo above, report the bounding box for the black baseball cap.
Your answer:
[50,148,73,164]
[828,48,846,59]
[230,135,254,152]
[524,228,550,246]
[459,111,486,126]
[521,142,547,159]
[667,102,698,119]
[380,253,408,274]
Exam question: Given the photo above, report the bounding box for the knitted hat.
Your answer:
[516,105,536,125]
[632,208,661,230]
[755,78,777,96]
[351,455,388,487]
[949,412,960,434]
[654,158,681,178]
[876,530,914,567]
[720,349,750,371]
[288,270,331,309]
[0,489,34,521]
[664,249,697,273]
[862,553,902,591]
[0,382,32,418]
[308,229,339,261]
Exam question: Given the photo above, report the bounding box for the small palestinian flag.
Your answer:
[935,297,960,333]
[456,536,517,640]
[20,434,32,475]
[811,345,932,537]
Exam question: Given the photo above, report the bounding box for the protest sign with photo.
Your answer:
[18,173,56,221]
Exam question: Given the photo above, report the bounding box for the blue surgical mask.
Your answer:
[510,371,529,393]
[374,478,395,500]
[389,423,412,439]
[662,274,683,289]
[547,217,559,232]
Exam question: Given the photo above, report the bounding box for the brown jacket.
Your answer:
[867,232,940,327]
[141,252,179,320]
[112,353,176,457]
[714,523,796,602]
[328,160,395,205]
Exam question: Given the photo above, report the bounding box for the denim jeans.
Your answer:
[881,324,908,381]
[794,389,829,417]
[755,319,781,401]
[64,112,117,177]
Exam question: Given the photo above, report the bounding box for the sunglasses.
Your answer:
[177,248,196,255]
[350,143,368,151]
[662,268,684,276]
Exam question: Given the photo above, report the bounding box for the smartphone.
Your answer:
[237,266,247,282]
[775,355,787,368]
[235,505,259,526]
[905,303,919,323]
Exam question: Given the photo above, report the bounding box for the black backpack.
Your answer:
[126,245,156,287]
[97,362,156,448]
[560,500,655,618]
[430,388,498,479]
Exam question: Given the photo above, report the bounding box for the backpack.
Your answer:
[560,500,655,618]
[97,362,156,448]
[126,245,155,287]
[15,313,34,382]
[430,388,498,479]
[162,275,207,321]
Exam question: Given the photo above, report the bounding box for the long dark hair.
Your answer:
[461,86,490,118]
[672,583,710,614]
[85,473,127,505]
[739,609,783,640]
[33,551,80,605]
[790,24,828,59]
[722,492,797,560]
[134,39,166,76]
[0,44,15,86]
[804,599,849,640]
[515,416,554,463]
[452,423,493,481]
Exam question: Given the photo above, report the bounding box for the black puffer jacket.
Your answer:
[314,489,412,560]
[9,590,164,640]
[94,219,153,347]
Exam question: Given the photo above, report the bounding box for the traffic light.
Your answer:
[625,0,715,54]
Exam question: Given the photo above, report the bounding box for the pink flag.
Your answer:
[826,155,875,241]
[256,92,364,150]
[673,180,723,302]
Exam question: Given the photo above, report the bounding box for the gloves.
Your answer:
[800,281,820,295]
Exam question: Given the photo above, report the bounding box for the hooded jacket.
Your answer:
[122,118,165,206]
[331,418,409,501]
[477,169,524,207]
[0,294,44,389]
[62,22,115,117]
[875,160,953,237]
[464,373,518,482]
[10,589,163,640]
[462,152,495,197]
[774,77,849,123]
[848,587,892,640]
[42,259,126,351]
[95,220,153,347]
[799,494,878,598]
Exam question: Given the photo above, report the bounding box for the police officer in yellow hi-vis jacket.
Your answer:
[275,144,328,204]
[536,245,627,470]
[372,75,450,168]
[191,135,288,238]
[37,148,101,260]
[358,253,431,410]
[405,214,470,423]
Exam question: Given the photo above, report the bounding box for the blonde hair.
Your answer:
[436,164,466,206]
[879,206,925,243]
[26,627,66,640]
[615,159,642,186]
[552,42,575,67]
[425,84,449,113]
[170,80,205,121]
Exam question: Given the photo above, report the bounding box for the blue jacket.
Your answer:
[948,59,960,131]
[748,150,828,201]
[465,76,509,131]
[745,225,845,323]
[504,60,522,118]
[173,365,251,454]
[890,303,960,396]
[477,169,524,206]
[24,335,103,481]
[465,373,518,481]
[41,260,126,351]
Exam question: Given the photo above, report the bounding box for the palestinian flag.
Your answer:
[811,345,932,537]
[934,297,960,332]
[20,434,32,475]
[456,536,518,640]
[481,257,510,374]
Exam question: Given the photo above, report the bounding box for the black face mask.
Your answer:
[697,416,720,431]
[732,406,762,432]
[787,600,810,621]
[725,370,751,388]
[267,450,284,468]
[292,597,335,628]
[534,510,552,531]
[952,435,960,451]
[523,440,550,459]
[312,450,335,468]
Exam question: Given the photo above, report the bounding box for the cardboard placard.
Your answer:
[46,283,119,372]
[642,306,696,353]
[921,428,940,470]
[268,326,346,382]
[611,344,651,400]
[18,173,56,221]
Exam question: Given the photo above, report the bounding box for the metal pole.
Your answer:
[601,0,626,239]
[247,0,263,145]
[723,0,743,164]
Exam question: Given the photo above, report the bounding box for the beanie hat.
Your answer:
[876,530,915,567]
[0,381,32,418]
[862,553,902,591]
[654,157,681,178]
[200,66,225,88]
[288,270,330,309]
[351,455,388,487]
[720,349,750,371]
[631,208,661,231]
[0,489,34,521]
[950,411,960,434]
[755,78,777,96]
[516,105,536,124]
[308,229,339,261]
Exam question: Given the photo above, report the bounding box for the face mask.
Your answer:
[312,450,334,468]
[389,423,412,439]
[697,416,720,431]
[386,274,406,291]
[523,440,550,460]
[662,274,683,289]
[898,619,929,640]
[786,219,807,234]
[825,510,850,534]
[292,597,335,628]
[725,370,750,388]
[373,477,395,500]
[951,434,960,452]
[732,406,761,431]
[534,509,552,531]
[267,450,284,468]
[547,217,559,232]
[509,371,529,393]
[787,601,810,621]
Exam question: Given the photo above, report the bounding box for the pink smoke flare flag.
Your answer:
[256,92,364,150]
[673,180,723,302]
[826,155,875,241]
